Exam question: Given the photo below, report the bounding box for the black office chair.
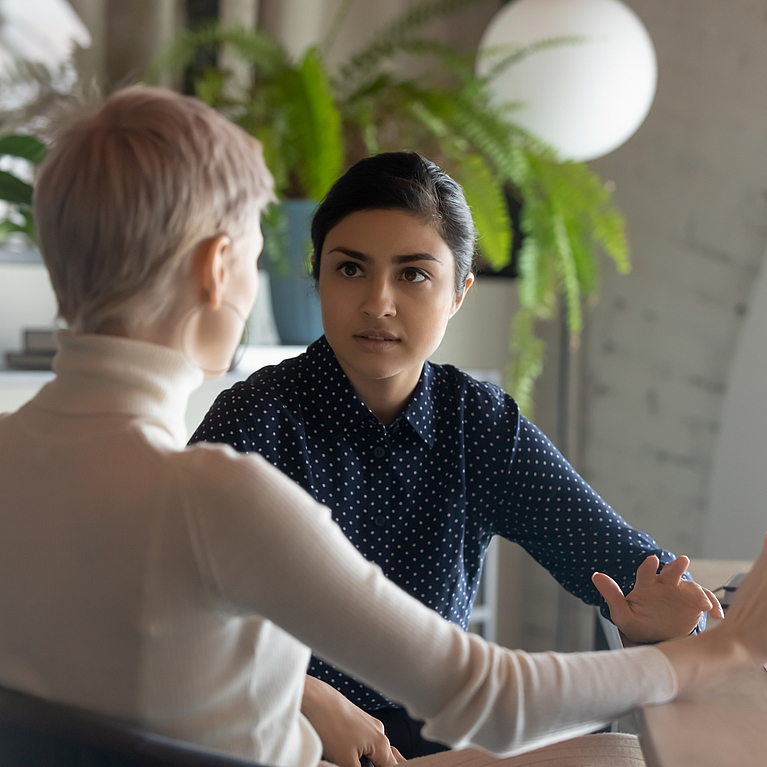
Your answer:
[0,682,262,766]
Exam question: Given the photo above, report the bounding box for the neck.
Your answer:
[95,307,188,355]
[363,390,408,426]
[340,366,422,426]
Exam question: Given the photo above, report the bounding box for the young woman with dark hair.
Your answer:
[192,152,724,764]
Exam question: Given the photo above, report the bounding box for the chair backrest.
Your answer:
[0,683,260,766]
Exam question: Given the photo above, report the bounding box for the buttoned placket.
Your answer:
[367,421,391,534]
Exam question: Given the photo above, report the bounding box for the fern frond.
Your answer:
[452,153,512,269]
[292,48,343,200]
[506,305,546,416]
[592,207,629,273]
[145,23,287,85]
[339,0,497,84]
[321,0,354,57]
[419,89,524,182]
[552,213,582,335]
[515,235,540,309]
[567,219,598,295]
[478,36,585,82]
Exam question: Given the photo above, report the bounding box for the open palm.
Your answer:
[592,555,724,644]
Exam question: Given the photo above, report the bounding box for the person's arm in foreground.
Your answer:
[182,448,767,758]
[191,381,403,765]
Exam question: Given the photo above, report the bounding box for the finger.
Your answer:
[365,737,400,767]
[592,572,628,621]
[657,555,689,583]
[677,579,713,610]
[338,752,364,767]
[366,748,399,767]
[634,555,660,588]
[702,586,724,620]
[392,747,406,764]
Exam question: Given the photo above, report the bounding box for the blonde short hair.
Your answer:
[34,85,275,333]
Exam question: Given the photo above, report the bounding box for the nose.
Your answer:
[361,275,396,318]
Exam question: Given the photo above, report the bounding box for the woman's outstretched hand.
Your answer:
[592,555,724,644]
[638,534,767,697]
[301,675,404,767]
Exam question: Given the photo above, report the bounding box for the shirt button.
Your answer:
[373,446,386,458]
[374,515,386,527]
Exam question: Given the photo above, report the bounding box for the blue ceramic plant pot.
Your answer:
[264,199,324,346]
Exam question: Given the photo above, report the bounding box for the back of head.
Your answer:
[34,86,275,333]
[310,151,475,292]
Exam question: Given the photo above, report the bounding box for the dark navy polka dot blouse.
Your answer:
[190,336,698,713]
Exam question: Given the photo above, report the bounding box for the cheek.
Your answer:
[319,290,346,332]
[413,295,453,345]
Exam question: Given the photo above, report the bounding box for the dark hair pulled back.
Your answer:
[311,152,475,293]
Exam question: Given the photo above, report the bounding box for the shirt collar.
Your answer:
[301,336,436,446]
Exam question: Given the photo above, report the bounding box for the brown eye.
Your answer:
[402,268,426,283]
[340,263,362,277]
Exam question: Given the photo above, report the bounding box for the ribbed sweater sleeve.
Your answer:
[179,443,677,758]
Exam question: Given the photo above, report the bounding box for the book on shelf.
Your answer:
[5,352,55,370]
[23,328,57,354]
[3,327,57,371]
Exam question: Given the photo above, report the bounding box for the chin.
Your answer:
[353,363,401,381]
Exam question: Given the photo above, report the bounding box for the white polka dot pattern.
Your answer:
[190,336,697,712]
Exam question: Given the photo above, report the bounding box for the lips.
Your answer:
[354,330,399,342]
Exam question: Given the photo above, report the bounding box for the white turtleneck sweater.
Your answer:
[0,332,677,766]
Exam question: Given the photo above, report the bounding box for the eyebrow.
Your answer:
[328,246,439,265]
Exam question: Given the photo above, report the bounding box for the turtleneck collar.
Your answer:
[32,331,204,447]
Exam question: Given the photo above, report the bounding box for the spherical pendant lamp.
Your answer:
[477,0,657,162]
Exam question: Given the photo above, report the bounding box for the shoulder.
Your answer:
[227,350,306,411]
[191,350,307,445]
[428,361,519,426]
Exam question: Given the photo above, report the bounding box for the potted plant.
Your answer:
[148,26,343,346]
[148,0,629,410]
[0,133,47,250]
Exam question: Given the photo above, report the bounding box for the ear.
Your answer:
[195,234,233,310]
[449,272,475,318]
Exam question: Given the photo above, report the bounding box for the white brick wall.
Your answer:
[582,0,767,559]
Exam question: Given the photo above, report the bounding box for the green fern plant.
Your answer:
[148,0,630,413]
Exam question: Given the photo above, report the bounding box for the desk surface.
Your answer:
[639,667,767,767]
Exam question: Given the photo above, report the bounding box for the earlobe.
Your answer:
[449,272,475,317]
